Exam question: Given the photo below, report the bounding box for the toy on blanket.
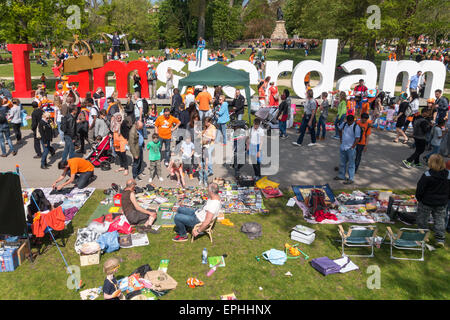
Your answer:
[284,243,309,260]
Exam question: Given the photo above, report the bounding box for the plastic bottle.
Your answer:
[202,248,208,264]
[206,266,216,277]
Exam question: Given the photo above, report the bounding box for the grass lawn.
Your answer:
[1,188,448,300]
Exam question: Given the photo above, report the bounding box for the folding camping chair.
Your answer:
[190,217,217,243]
[386,227,429,261]
[338,225,378,258]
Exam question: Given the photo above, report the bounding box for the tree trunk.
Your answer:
[123,37,130,51]
[229,0,234,6]
[365,37,376,61]
[338,39,348,54]
[197,0,206,39]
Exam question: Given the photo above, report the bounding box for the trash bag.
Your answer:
[96,231,120,253]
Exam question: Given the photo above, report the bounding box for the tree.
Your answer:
[208,0,242,49]
[159,0,196,48]
[242,0,279,39]
[0,0,87,44]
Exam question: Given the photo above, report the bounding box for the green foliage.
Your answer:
[208,0,242,49]
[242,0,279,39]
[0,0,87,44]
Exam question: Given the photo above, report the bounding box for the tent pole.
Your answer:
[245,86,252,126]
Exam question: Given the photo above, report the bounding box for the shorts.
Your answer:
[125,209,149,225]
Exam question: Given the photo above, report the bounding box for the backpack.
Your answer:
[342,122,361,140]
[60,115,67,133]
[142,98,149,116]
[404,103,413,117]
[0,109,7,124]
[307,189,327,216]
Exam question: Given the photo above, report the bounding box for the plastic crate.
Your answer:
[0,248,19,272]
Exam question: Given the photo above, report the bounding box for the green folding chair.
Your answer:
[386,227,429,261]
[338,225,378,258]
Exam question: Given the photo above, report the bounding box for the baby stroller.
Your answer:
[255,107,279,135]
[86,135,113,168]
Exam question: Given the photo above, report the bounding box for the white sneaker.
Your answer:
[159,177,164,182]
[148,178,152,183]
[308,143,316,147]
[59,141,65,145]
[291,142,301,147]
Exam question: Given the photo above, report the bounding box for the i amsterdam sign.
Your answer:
[7,39,446,100]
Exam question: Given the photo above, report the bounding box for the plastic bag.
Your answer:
[262,249,287,265]
[96,231,120,253]
[108,215,132,234]
[88,221,110,234]
[255,176,280,190]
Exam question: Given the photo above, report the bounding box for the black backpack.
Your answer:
[142,99,149,116]
[0,109,7,124]
[60,116,67,133]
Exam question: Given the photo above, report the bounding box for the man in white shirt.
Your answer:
[173,183,221,242]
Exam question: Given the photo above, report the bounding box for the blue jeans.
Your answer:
[207,145,214,174]
[159,138,171,164]
[217,123,227,144]
[174,206,200,237]
[57,121,64,141]
[334,114,345,137]
[199,160,208,184]
[41,140,50,166]
[296,114,316,145]
[339,148,356,181]
[132,146,144,179]
[279,120,287,137]
[0,128,15,155]
[316,115,326,139]
[196,48,204,65]
[62,135,75,162]
[423,144,440,162]
[199,110,211,121]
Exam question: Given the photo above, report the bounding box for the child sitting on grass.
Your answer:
[169,153,186,188]
[103,257,123,300]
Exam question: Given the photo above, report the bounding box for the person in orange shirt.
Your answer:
[304,72,311,87]
[355,113,372,173]
[360,98,370,119]
[346,97,356,116]
[195,85,213,120]
[52,157,95,190]
[154,108,181,166]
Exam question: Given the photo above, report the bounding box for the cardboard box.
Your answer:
[80,251,100,267]
[17,240,31,265]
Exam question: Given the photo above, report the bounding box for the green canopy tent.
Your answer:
[177,63,253,125]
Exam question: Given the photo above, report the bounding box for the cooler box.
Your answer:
[290,224,316,245]
[113,194,122,207]
[0,248,19,272]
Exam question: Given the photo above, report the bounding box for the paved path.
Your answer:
[0,127,424,191]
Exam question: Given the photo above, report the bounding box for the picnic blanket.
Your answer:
[23,187,95,225]
[292,186,397,225]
